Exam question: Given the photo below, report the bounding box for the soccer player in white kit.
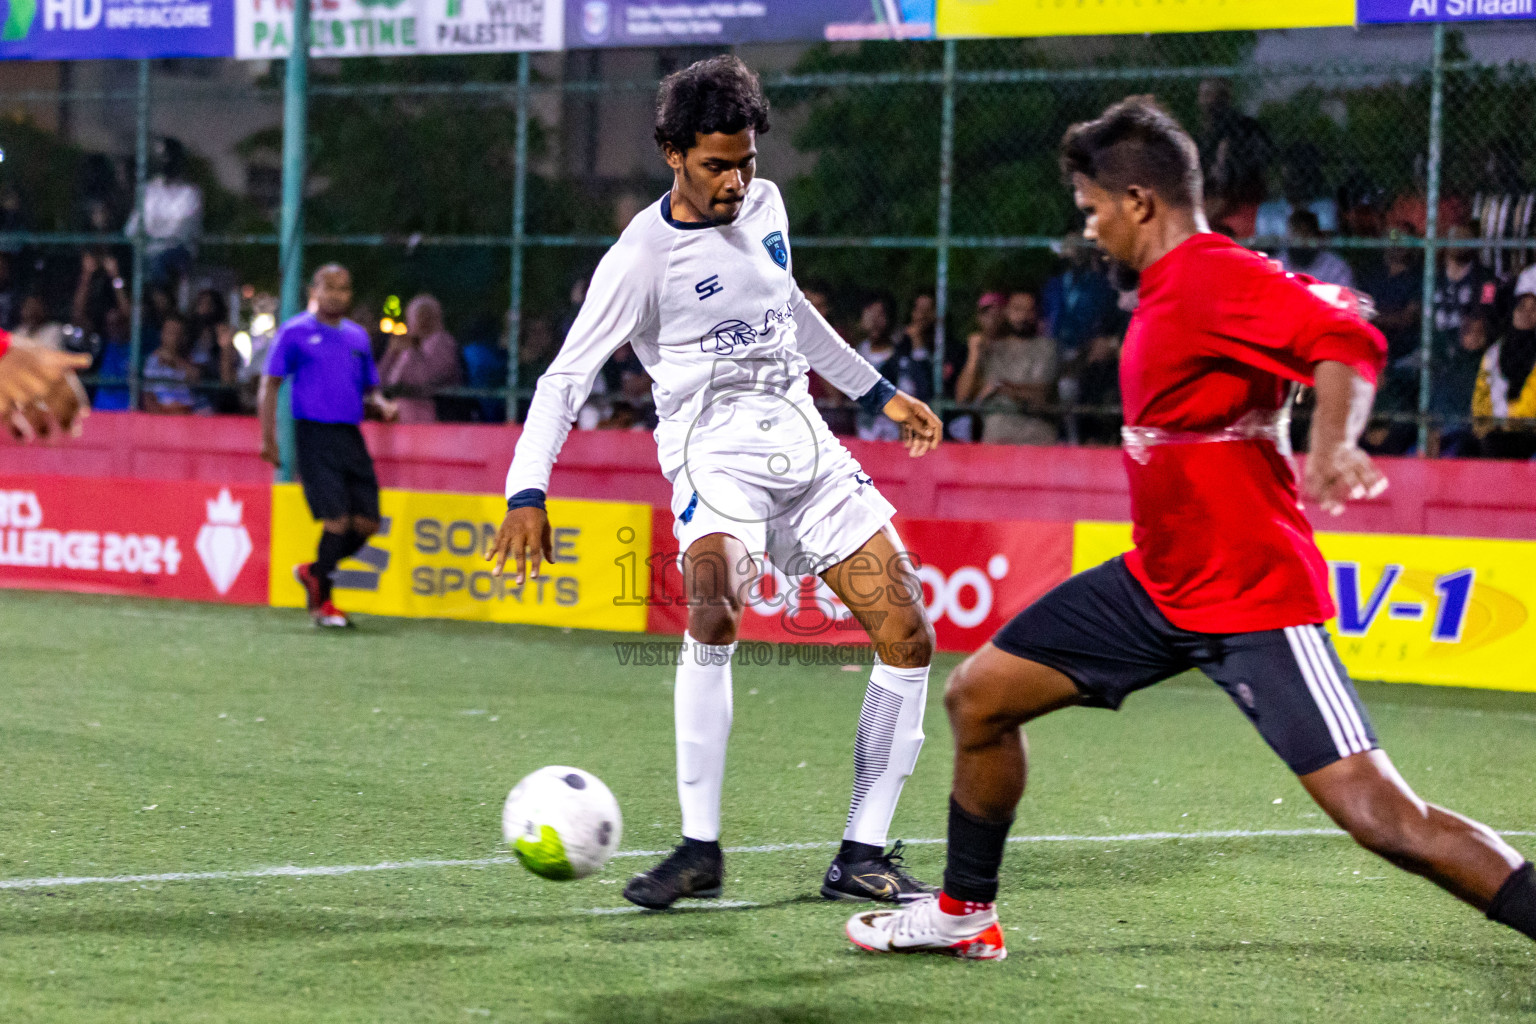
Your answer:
[487,56,945,910]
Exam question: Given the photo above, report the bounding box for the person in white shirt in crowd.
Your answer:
[125,138,202,293]
[487,56,944,913]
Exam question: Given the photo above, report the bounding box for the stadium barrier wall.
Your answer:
[0,474,271,605]
[5,416,1536,689]
[8,415,1536,539]
[268,483,652,632]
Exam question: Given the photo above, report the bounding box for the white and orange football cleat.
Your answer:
[845,894,1007,960]
[315,600,353,629]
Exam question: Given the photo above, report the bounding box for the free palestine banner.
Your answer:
[234,0,562,58]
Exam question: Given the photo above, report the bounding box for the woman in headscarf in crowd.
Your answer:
[1472,266,1536,460]
[379,293,462,424]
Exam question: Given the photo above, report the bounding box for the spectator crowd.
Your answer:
[6,100,1535,460]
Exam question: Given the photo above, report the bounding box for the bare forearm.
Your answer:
[955,357,983,403]
[1310,360,1375,450]
[258,375,281,441]
[70,283,91,327]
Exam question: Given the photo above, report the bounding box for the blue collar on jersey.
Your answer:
[660,192,717,231]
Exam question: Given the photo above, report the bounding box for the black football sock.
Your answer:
[1487,862,1536,941]
[942,795,1013,904]
[337,528,371,562]
[314,529,350,602]
[681,836,721,858]
[838,840,884,862]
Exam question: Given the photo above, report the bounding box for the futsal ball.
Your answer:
[502,766,622,880]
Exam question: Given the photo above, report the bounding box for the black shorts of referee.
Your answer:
[294,419,380,521]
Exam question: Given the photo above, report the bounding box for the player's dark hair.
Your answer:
[1060,96,1202,209]
[654,55,771,154]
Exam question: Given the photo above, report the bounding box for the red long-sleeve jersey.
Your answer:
[1119,233,1387,633]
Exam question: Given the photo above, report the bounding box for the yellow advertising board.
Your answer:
[270,484,652,632]
[1073,522,1536,691]
[937,0,1353,37]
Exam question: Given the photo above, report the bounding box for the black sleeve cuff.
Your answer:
[507,488,547,512]
[857,377,899,416]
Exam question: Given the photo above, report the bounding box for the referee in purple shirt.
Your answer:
[259,264,397,628]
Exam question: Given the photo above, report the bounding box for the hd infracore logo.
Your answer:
[2,0,37,41]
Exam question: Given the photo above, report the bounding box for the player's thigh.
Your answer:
[819,522,931,666]
[680,531,756,605]
[680,531,757,645]
[1198,624,1378,776]
[945,642,1084,734]
[989,556,1189,713]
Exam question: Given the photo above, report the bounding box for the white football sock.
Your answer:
[843,660,929,849]
[675,632,735,843]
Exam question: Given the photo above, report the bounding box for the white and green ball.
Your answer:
[502,766,622,880]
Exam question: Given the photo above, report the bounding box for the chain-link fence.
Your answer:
[1,25,1534,455]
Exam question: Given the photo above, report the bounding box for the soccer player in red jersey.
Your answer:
[847,96,1536,960]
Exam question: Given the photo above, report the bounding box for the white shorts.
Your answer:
[668,439,896,578]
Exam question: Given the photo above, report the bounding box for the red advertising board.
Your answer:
[644,507,1072,652]
[0,475,270,605]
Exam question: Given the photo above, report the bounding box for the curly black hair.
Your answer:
[1060,96,1202,209]
[654,55,771,154]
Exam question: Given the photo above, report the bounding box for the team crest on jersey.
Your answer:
[761,231,788,269]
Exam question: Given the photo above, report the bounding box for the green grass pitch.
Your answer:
[1,589,1533,1022]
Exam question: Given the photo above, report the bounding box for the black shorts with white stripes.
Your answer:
[992,556,1377,776]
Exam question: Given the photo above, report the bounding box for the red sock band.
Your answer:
[939,891,993,916]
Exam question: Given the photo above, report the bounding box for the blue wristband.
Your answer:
[507,488,547,512]
[857,377,899,416]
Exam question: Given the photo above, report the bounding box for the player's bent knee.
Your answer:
[353,517,380,537]
[880,609,934,667]
[321,517,350,535]
[943,658,994,727]
[1337,796,1429,866]
[687,602,742,647]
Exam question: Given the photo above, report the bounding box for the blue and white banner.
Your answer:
[568,0,934,48]
[1356,0,1533,22]
[0,0,231,57]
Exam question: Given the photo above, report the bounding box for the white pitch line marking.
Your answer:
[3,829,1532,892]
[582,900,760,916]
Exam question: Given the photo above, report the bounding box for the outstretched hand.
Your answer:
[883,391,942,458]
[485,506,555,584]
[0,346,91,442]
[1303,441,1388,516]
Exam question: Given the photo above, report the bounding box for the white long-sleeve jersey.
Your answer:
[505,177,889,499]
